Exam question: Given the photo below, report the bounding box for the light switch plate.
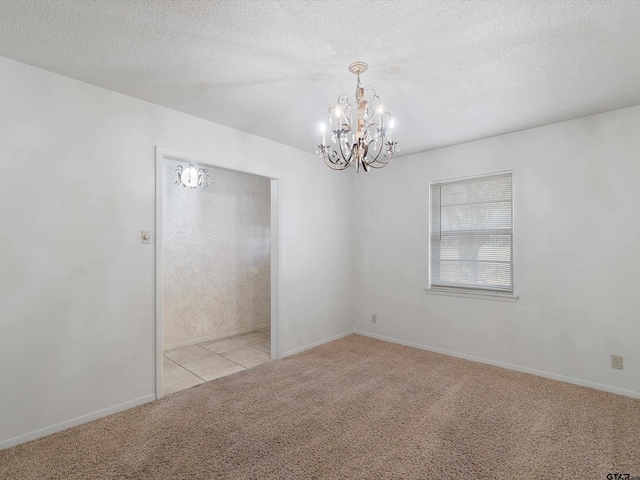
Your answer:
[141,230,151,244]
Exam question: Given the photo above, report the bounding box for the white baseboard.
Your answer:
[355,330,640,400]
[0,394,156,451]
[164,323,270,350]
[282,330,354,358]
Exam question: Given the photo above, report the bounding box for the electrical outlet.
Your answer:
[611,355,623,370]
[372,314,377,324]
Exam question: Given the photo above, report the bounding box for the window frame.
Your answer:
[426,170,519,302]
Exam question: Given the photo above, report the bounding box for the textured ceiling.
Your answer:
[1,0,640,156]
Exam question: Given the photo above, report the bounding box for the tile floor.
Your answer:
[162,327,272,396]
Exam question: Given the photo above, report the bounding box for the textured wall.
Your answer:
[163,161,270,348]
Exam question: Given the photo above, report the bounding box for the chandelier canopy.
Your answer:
[317,62,398,172]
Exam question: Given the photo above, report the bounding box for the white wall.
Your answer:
[0,56,354,448]
[354,105,640,398]
[3,51,639,450]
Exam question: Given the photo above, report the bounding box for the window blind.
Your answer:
[430,172,513,293]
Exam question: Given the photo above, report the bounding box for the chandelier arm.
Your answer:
[364,142,395,168]
[336,132,354,166]
[361,129,390,166]
[360,139,370,172]
[364,139,384,164]
[368,149,393,166]
[351,142,360,163]
[363,87,380,105]
[363,153,393,169]
[340,109,351,126]
[363,140,395,168]
[322,149,350,170]
[323,158,350,170]
[365,156,393,169]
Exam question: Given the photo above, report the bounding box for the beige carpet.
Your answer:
[1,334,639,479]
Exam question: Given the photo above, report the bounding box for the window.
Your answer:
[429,172,513,295]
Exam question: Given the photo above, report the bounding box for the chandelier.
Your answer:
[174,164,211,188]
[317,62,398,172]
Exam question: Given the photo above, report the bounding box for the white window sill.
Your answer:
[424,287,519,303]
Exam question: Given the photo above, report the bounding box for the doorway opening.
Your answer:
[155,148,279,398]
